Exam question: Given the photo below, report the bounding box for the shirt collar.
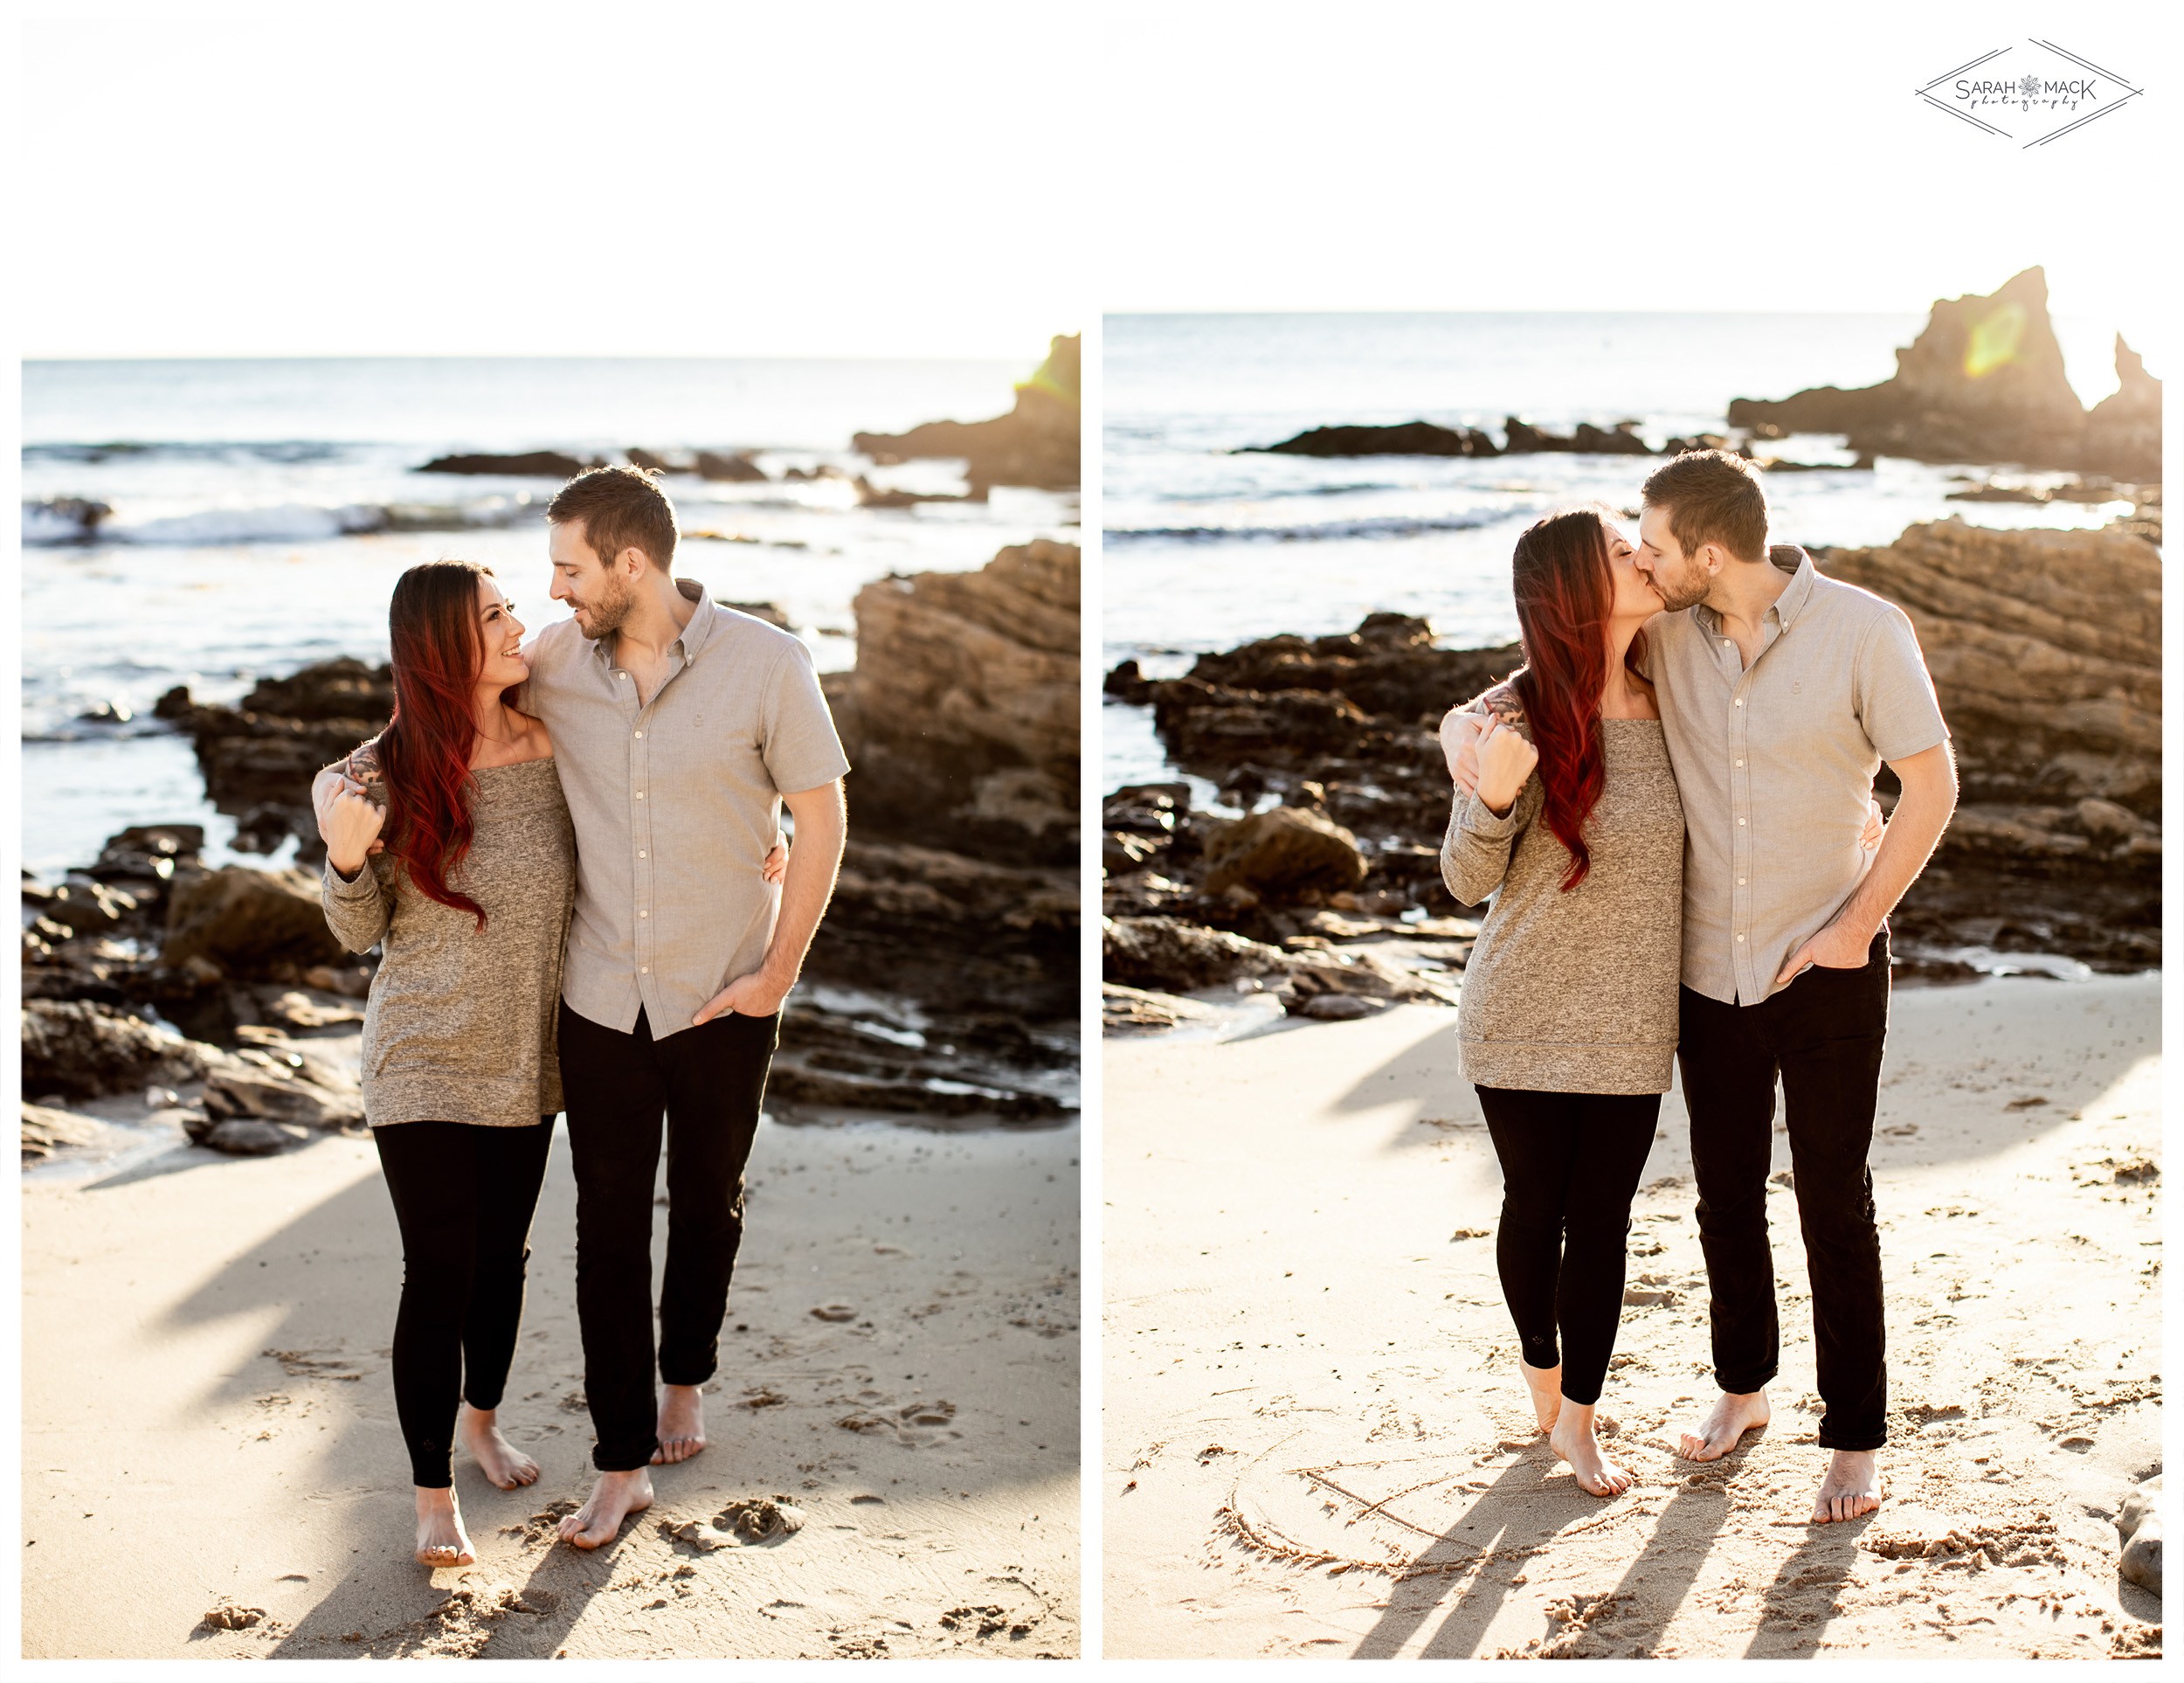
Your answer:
[1695,544,1815,634]
[588,578,716,667]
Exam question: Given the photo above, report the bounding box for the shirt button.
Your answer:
[639,849,646,858]
[1738,817,1746,826]
[634,730,644,738]
[636,791,646,799]
[640,966,649,973]
[640,910,648,918]
[1738,877,1746,885]
[1736,758,1744,766]
[1736,933,1745,942]
[1734,698,1744,708]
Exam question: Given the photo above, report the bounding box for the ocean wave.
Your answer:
[1105,509,1511,545]
[24,440,349,465]
[22,497,539,547]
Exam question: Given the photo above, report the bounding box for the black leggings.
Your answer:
[1475,1086,1660,1408]
[372,1118,555,1488]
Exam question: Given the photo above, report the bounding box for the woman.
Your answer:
[1439,506,1682,1499]
[317,559,574,1567]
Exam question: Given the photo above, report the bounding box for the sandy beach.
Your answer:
[24,1096,1080,1659]
[1102,973,2161,1659]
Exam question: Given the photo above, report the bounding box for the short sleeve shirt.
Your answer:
[1645,546,1949,1006]
[520,581,851,1038]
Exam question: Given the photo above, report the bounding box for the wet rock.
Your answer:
[416,451,597,478]
[1243,420,1500,458]
[23,496,113,543]
[852,474,979,509]
[37,878,138,934]
[1201,805,1365,902]
[202,1052,364,1132]
[854,333,1079,492]
[833,540,1080,867]
[21,1000,206,1101]
[160,658,392,841]
[88,824,204,889]
[2118,1475,2162,1597]
[1102,983,1213,1032]
[1293,992,1381,1021]
[163,865,350,978]
[715,598,791,629]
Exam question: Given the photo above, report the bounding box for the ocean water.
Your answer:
[1102,311,2133,794]
[22,357,1076,873]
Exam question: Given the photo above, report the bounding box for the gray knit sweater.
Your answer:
[1440,708,1684,1095]
[321,745,576,1127]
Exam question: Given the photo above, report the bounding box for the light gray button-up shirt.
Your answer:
[521,581,850,1039]
[1644,546,1949,1007]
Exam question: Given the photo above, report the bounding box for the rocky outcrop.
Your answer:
[1200,806,1366,901]
[831,539,1079,868]
[1730,268,2161,475]
[853,334,1079,492]
[417,451,598,477]
[2085,336,2163,481]
[1818,519,2159,814]
[694,450,768,482]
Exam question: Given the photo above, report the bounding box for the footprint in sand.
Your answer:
[835,1391,962,1446]
[812,1304,859,1322]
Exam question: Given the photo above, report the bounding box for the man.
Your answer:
[529,466,847,1547]
[1448,451,1955,1524]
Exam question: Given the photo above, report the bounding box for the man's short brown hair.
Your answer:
[1641,449,1768,564]
[547,465,678,571]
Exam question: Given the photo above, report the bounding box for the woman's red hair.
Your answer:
[376,560,502,929]
[1506,505,1648,891]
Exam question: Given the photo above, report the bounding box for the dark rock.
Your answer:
[1243,420,1499,458]
[853,475,980,509]
[159,658,392,844]
[21,1000,206,1101]
[1294,991,1381,1022]
[694,450,769,483]
[715,599,791,629]
[22,1103,102,1163]
[1201,806,1366,902]
[1104,658,1154,704]
[38,879,139,934]
[79,699,135,724]
[163,866,349,978]
[854,334,1079,492]
[1102,916,1294,993]
[417,451,597,478]
[202,1051,363,1131]
[202,1119,307,1155]
[24,496,113,541]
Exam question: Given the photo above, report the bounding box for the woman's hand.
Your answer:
[318,776,387,878]
[763,833,789,884]
[1475,715,1538,817]
[1861,797,1885,853]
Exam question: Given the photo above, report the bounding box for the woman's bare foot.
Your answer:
[651,1383,708,1465]
[1675,1389,1771,1462]
[457,1403,540,1490]
[1548,1400,1634,1497]
[414,1486,476,1568]
[1518,1357,1563,1434]
[558,1468,653,1549]
[1811,1449,1883,1523]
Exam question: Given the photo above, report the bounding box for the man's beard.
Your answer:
[1652,565,1710,613]
[574,578,632,640]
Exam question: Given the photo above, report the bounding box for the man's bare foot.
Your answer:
[558,1468,653,1549]
[1518,1357,1563,1434]
[1676,1389,1771,1462]
[1548,1400,1634,1497]
[1811,1448,1882,1523]
[651,1383,708,1465]
[458,1404,540,1490]
[415,1486,476,1568]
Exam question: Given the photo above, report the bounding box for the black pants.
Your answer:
[1475,1085,1661,1407]
[1679,929,1891,1451]
[558,1001,779,1472]
[372,1117,555,1489]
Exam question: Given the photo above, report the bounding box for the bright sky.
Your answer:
[18,3,1089,360]
[1094,4,2174,364]
[18,4,2174,364]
